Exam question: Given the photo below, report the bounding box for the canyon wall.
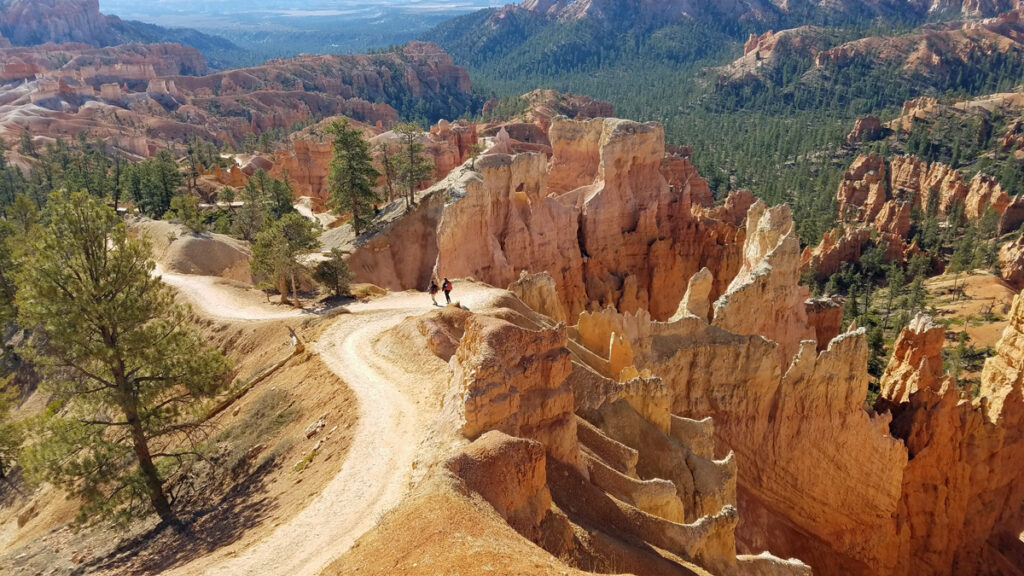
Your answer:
[431,117,746,322]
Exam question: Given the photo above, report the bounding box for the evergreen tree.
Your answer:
[883,263,905,332]
[18,129,35,158]
[313,248,354,298]
[16,190,231,526]
[325,119,379,235]
[251,213,320,308]
[168,193,206,233]
[0,221,18,325]
[393,123,434,209]
[129,151,184,218]
[375,143,398,203]
[0,378,23,491]
[232,179,269,242]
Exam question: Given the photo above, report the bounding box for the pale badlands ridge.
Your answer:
[323,115,1024,575]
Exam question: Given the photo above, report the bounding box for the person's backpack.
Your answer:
[443,280,452,291]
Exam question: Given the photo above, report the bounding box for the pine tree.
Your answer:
[393,123,434,209]
[375,143,398,203]
[16,190,231,526]
[325,119,379,235]
[0,221,17,325]
[232,179,269,242]
[18,129,35,158]
[129,151,184,218]
[0,377,23,492]
[251,213,320,308]
[168,193,206,233]
[313,248,354,298]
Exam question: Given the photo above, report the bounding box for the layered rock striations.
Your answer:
[712,202,815,362]
[440,298,810,575]
[0,41,471,163]
[344,110,1024,574]
[568,200,907,573]
[1,0,132,47]
[430,117,746,322]
[436,152,589,317]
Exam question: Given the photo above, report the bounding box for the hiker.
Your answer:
[442,277,453,305]
[429,280,440,306]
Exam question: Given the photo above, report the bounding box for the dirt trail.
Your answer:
[155,264,306,321]
[161,275,497,576]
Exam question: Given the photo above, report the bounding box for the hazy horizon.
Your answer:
[97,0,503,60]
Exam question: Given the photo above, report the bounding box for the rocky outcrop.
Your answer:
[437,152,589,318]
[368,117,745,324]
[132,219,253,283]
[573,300,906,574]
[719,26,832,83]
[1,41,470,163]
[867,292,1024,575]
[801,227,872,280]
[0,0,124,46]
[347,189,446,292]
[805,297,844,350]
[713,202,815,363]
[448,315,581,471]
[830,152,1019,268]
[671,267,713,322]
[555,118,743,320]
[813,9,1024,79]
[509,271,569,323]
[445,431,553,540]
[441,302,809,575]
[999,233,1024,287]
[878,314,946,403]
[846,114,885,144]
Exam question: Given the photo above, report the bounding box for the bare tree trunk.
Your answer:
[278,276,290,305]
[290,270,301,309]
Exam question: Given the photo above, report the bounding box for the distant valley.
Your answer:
[99,0,501,65]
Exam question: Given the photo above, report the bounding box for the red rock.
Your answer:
[999,234,1024,287]
[878,314,946,403]
[846,115,885,144]
[805,297,844,351]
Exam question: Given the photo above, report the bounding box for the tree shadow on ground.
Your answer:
[71,459,282,576]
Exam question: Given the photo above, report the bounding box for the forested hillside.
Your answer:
[426,2,1024,246]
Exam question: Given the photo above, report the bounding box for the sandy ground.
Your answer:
[925,271,1017,349]
[155,264,307,321]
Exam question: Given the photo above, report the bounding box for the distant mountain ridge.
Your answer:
[515,0,1022,23]
[0,0,236,61]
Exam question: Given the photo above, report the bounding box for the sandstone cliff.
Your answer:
[871,296,1024,574]
[437,295,810,575]
[430,117,745,322]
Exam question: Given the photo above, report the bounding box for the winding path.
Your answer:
[158,270,494,576]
